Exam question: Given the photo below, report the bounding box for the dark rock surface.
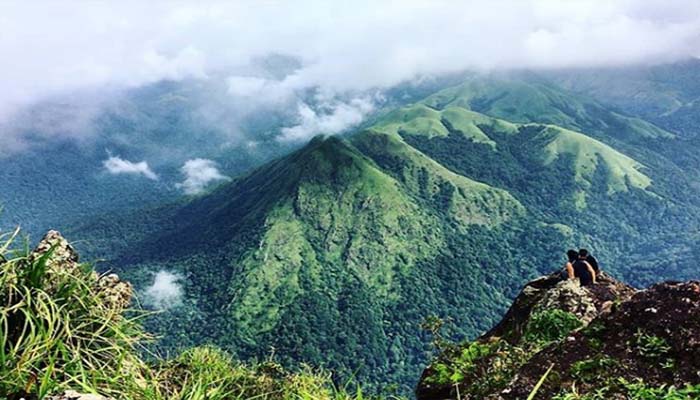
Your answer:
[417,273,700,399]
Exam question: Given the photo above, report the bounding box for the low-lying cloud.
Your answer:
[279,97,375,141]
[143,270,183,310]
[2,0,700,146]
[176,158,229,195]
[103,155,158,180]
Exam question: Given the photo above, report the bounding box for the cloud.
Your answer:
[176,158,229,195]
[103,155,158,180]
[280,97,375,141]
[1,0,700,144]
[143,270,183,310]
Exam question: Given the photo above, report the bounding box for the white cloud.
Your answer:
[280,97,375,141]
[2,1,699,108]
[103,155,158,180]
[1,0,700,145]
[176,158,229,195]
[144,270,183,310]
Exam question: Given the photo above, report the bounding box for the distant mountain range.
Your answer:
[43,64,698,393]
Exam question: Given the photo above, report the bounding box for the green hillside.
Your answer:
[420,78,674,143]
[372,87,654,205]
[70,76,700,395]
[74,134,551,393]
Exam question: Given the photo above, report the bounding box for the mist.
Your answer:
[143,270,183,310]
[1,0,699,147]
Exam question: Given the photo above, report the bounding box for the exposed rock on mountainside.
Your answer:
[29,230,133,312]
[417,274,700,399]
[483,272,636,345]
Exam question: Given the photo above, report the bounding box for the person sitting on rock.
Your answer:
[563,249,578,280]
[578,248,600,274]
[572,250,597,286]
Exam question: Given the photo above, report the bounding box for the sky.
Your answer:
[1,0,699,144]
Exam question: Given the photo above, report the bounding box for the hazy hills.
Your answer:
[54,70,700,394]
[1,62,698,394]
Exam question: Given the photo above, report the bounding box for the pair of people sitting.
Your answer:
[564,248,599,286]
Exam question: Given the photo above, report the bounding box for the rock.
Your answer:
[422,279,700,400]
[482,272,635,344]
[534,278,598,325]
[47,390,110,400]
[28,230,81,280]
[28,230,133,312]
[417,271,638,400]
[495,280,700,399]
[96,273,133,312]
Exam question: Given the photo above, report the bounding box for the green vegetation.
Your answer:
[633,330,672,360]
[523,309,583,345]
[424,338,530,398]
[421,310,581,397]
[0,228,149,398]
[570,356,619,383]
[61,74,700,395]
[0,230,388,400]
[425,341,498,384]
[554,378,700,399]
[535,125,651,195]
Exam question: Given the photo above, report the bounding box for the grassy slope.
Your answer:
[372,84,653,200]
[69,76,700,395]
[534,125,651,194]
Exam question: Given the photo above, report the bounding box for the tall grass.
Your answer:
[0,229,149,398]
[0,229,394,400]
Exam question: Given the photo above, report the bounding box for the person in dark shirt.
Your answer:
[572,251,597,286]
[564,249,578,280]
[578,248,600,274]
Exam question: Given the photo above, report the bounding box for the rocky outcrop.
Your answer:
[28,230,133,313]
[496,280,700,399]
[482,271,635,344]
[11,231,132,400]
[416,273,700,399]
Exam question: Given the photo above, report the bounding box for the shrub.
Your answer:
[524,310,583,345]
[570,356,618,383]
[633,330,672,360]
[426,341,497,384]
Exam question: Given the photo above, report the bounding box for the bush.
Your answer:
[524,310,583,345]
[426,341,497,384]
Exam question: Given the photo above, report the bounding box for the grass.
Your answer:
[535,125,652,194]
[352,130,524,228]
[372,79,653,202]
[0,228,394,400]
[0,228,149,398]
[523,309,583,345]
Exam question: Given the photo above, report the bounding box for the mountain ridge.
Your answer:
[67,75,700,393]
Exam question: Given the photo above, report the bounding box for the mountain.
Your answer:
[416,273,700,399]
[77,132,546,391]
[0,78,302,237]
[542,59,700,138]
[69,74,700,393]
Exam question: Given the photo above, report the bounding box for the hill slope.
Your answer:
[75,134,549,391]
[71,76,700,393]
